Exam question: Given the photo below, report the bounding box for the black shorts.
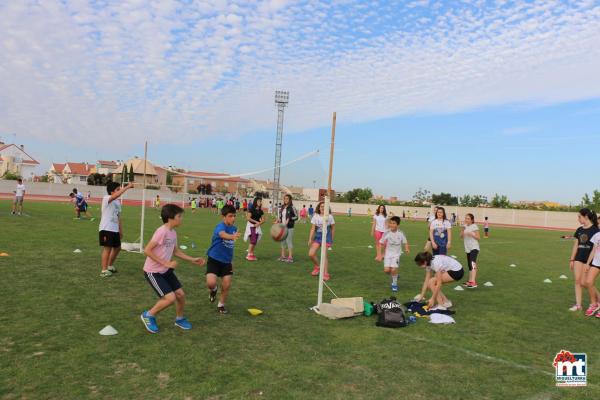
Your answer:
[484,228,489,233]
[206,257,233,277]
[99,230,121,248]
[447,269,465,281]
[145,269,181,298]
[591,263,600,269]
[466,250,479,271]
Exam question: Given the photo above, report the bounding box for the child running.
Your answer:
[191,198,197,213]
[585,227,600,317]
[371,205,388,261]
[308,201,335,281]
[140,204,206,334]
[308,204,314,219]
[414,252,465,310]
[569,208,600,312]
[99,182,133,277]
[277,194,298,263]
[206,205,240,314]
[429,206,452,255]
[460,213,480,288]
[380,216,410,292]
[244,197,265,261]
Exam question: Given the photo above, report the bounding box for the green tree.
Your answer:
[491,193,511,208]
[343,188,373,203]
[128,164,134,183]
[121,164,128,183]
[431,192,458,205]
[460,194,488,207]
[582,190,600,211]
[412,187,431,205]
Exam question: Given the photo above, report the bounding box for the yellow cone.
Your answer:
[247,308,263,316]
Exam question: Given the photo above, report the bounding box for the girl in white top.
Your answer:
[371,205,388,262]
[414,252,464,309]
[460,213,481,288]
[584,231,600,317]
[429,206,452,256]
[308,201,335,281]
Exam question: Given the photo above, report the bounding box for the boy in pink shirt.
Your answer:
[141,204,205,334]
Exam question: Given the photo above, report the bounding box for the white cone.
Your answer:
[179,245,188,250]
[543,278,552,283]
[454,285,464,291]
[484,281,494,287]
[328,247,332,251]
[559,275,568,279]
[367,245,373,249]
[73,249,82,253]
[99,325,118,336]
[451,255,457,259]
[509,264,516,267]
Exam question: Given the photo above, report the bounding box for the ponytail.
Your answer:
[579,208,599,227]
[414,251,433,266]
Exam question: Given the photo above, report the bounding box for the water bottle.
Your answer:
[408,315,417,324]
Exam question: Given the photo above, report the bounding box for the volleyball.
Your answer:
[270,223,289,242]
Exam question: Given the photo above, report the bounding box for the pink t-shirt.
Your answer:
[143,225,177,274]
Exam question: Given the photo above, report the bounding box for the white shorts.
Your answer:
[383,255,400,268]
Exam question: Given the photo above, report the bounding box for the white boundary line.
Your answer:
[396,331,600,390]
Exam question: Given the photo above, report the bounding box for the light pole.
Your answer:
[272,90,289,212]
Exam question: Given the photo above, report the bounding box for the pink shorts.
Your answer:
[374,230,386,243]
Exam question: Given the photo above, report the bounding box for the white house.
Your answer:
[0,143,40,180]
[96,160,119,175]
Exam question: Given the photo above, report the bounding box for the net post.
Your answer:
[140,141,148,253]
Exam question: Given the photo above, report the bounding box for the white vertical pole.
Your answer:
[140,141,148,253]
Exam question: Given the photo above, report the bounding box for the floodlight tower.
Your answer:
[272,90,289,211]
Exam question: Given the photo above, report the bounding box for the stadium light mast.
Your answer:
[272,90,289,211]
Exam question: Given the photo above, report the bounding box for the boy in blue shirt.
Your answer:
[206,205,240,314]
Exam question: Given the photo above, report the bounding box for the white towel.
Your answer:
[243,221,263,243]
[429,314,456,324]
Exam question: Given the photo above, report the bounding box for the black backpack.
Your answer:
[375,297,408,328]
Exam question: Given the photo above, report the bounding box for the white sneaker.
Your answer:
[442,300,453,308]
[568,304,582,312]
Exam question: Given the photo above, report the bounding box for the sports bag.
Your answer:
[375,297,408,328]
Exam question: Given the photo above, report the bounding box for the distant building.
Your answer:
[62,162,94,184]
[96,160,120,175]
[172,171,251,195]
[0,143,40,180]
[115,158,166,187]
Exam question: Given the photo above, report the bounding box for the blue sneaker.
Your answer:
[174,317,192,330]
[391,283,398,292]
[141,311,159,334]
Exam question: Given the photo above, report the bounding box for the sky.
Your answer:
[1,0,599,203]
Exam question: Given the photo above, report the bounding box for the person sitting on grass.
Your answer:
[98,182,133,277]
[414,252,464,310]
[141,204,206,334]
[206,205,241,314]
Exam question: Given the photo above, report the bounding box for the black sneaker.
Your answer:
[209,288,218,303]
[217,306,228,314]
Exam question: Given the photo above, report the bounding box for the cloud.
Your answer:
[0,0,599,149]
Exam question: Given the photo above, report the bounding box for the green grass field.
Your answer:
[1,200,598,400]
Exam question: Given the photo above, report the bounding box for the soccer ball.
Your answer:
[270,223,288,242]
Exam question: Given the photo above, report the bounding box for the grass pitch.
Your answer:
[0,200,597,399]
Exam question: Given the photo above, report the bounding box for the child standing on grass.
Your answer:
[99,182,133,277]
[585,228,600,317]
[414,252,464,309]
[569,208,600,312]
[372,205,388,261]
[380,216,410,292]
[191,198,197,213]
[308,204,314,219]
[140,204,206,334]
[299,205,308,223]
[206,205,240,314]
[460,213,480,288]
[308,201,335,281]
[277,194,298,263]
[429,206,452,256]
[11,178,25,216]
[484,217,490,238]
[244,197,265,261]
[155,195,161,210]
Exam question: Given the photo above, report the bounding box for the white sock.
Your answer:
[392,275,398,285]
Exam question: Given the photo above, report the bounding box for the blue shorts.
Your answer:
[78,202,88,212]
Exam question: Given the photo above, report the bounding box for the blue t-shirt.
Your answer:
[207,222,237,263]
